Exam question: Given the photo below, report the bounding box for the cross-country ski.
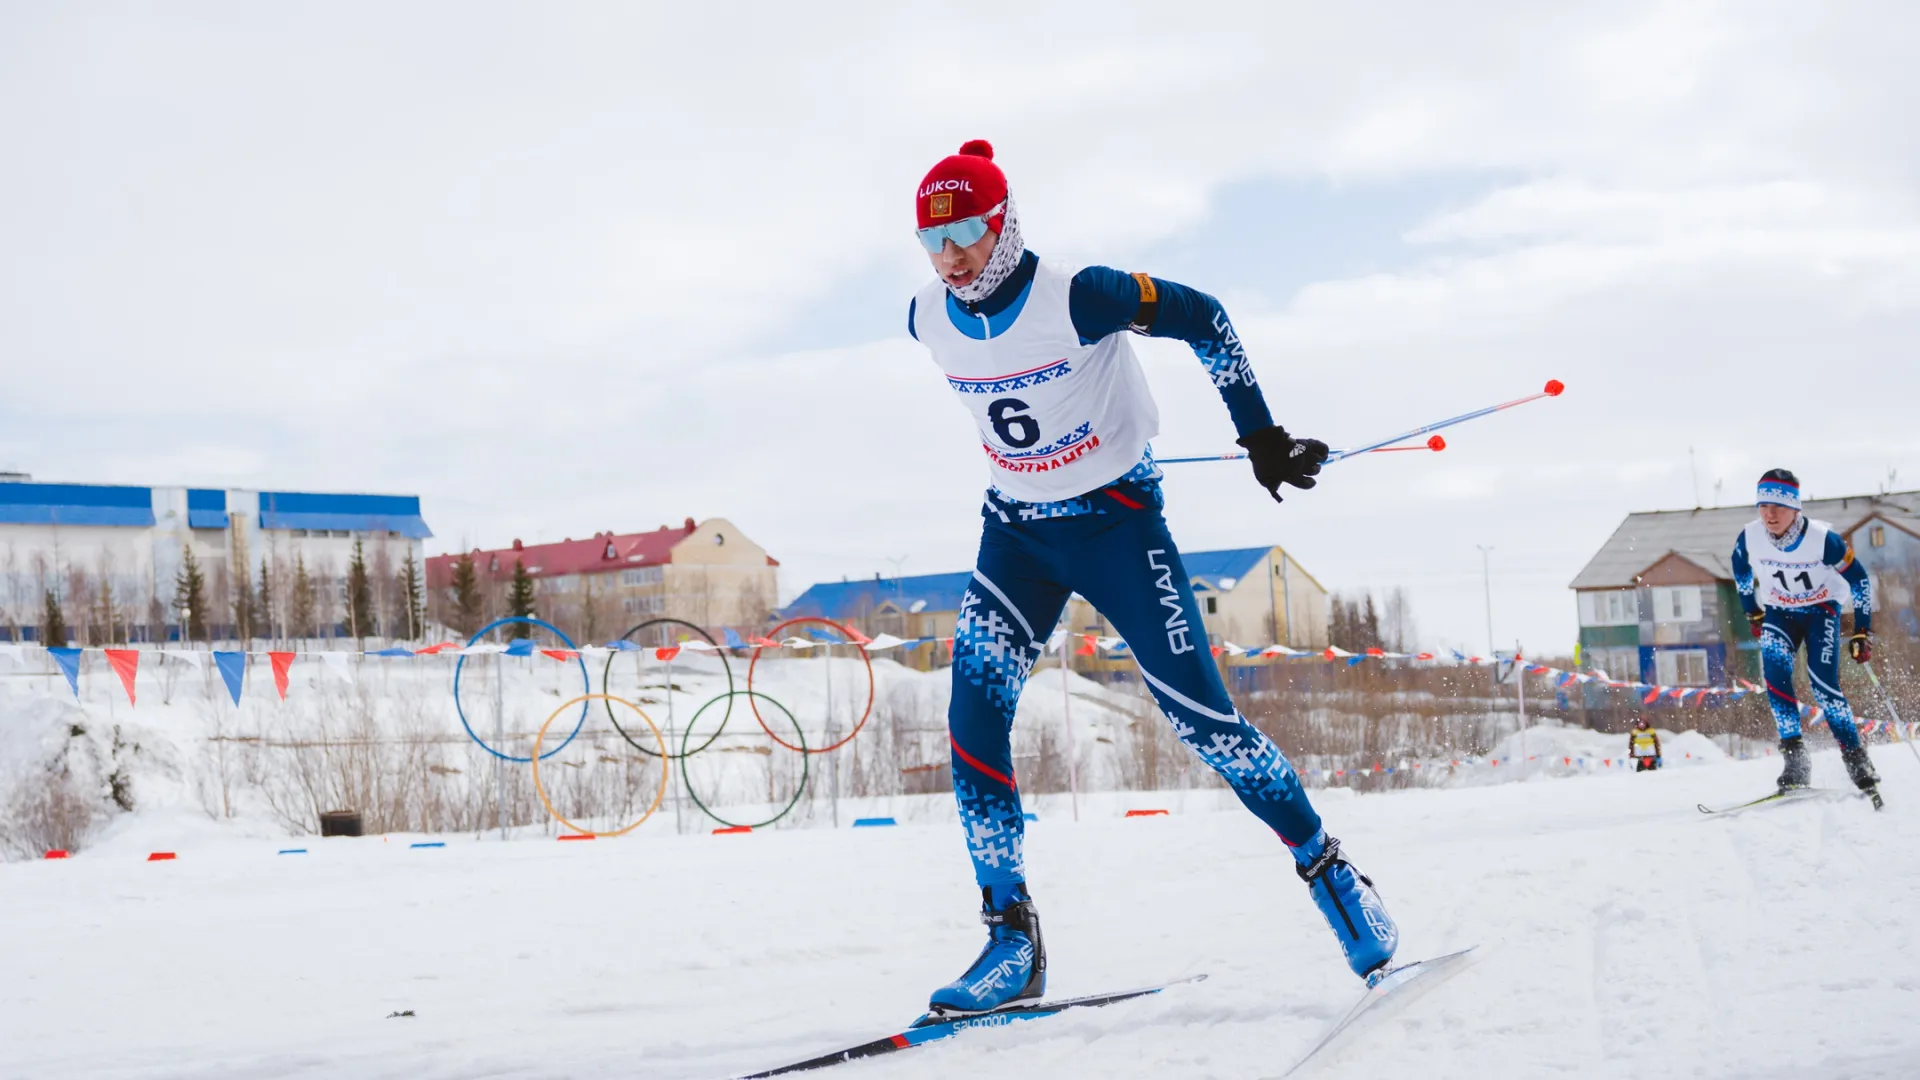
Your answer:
[738,975,1205,1077]
[1274,947,1479,1078]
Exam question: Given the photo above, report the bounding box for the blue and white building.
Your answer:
[0,474,431,642]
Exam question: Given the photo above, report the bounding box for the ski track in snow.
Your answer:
[2,748,1916,1078]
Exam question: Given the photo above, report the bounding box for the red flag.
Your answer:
[1416,652,1434,661]
[268,652,296,700]
[1642,688,1660,704]
[104,649,140,706]
[414,641,459,655]
[838,623,871,645]
[1076,634,1096,656]
[1210,645,1223,657]
[654,646,681,662]
[1366,647,1385,657]
[540,649,578,662]
[749,636,780,648]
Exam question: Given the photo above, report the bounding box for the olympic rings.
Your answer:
[531,694,671,838]
[601,617,734,759]
[747,616,874,754]
[452,616,590,762]
[678,690,810,829]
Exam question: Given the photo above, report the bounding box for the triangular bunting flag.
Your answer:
[269,652,295,700]
[48,647,83,698]
[723,627,746,649]
[504,638,537,657]
[540,649,579,662]
[319,651,355,685]
[653,646,681,662]
[213,651,246,705]
[105,648,140,705]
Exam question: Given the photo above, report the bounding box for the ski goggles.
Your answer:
[915,202,1004,253]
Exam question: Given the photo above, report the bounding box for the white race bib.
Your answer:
[913,259,1158,502]
[1745,518,1849,609]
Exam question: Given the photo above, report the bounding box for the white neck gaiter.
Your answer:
[946,194,1024,304]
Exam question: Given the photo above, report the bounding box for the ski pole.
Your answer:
[1159,378,1565,466]
[1158,435,1445,466]
[1863,663,1920,766]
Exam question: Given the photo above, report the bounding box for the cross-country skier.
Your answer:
[1628,717,1661,772]
[1730,469,1879,796]
[905,140,1398,1016]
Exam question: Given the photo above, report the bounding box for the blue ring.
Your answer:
[452,616,590,762]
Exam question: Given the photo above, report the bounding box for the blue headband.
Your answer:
[1756,480,1801,510]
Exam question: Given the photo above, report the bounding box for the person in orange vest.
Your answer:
[1629,717,1662,771]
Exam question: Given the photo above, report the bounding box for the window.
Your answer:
[1650,586,1702,624]
[713,533,725,546]
[1590,646,1640,682]
[622,596,665,615]
[1204,596,1218,614]
[1655,648,1710,686]
[1579,590,1638,627]
[620,567,663,587]
[1870,525,1886,548]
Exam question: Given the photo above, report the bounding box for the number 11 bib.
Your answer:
[1745,518,1847,609]
[912,258,1158,503]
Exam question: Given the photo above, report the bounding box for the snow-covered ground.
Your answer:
[3,738,1915,1079]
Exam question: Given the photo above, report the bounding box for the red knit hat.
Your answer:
[916,140,1008,230]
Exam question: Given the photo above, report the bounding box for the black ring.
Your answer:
[601,618,735,759]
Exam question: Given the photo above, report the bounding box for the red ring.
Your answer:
[747,616,875,754]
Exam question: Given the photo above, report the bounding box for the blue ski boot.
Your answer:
[928,885,1045,1016]
[1294,831,1398,981]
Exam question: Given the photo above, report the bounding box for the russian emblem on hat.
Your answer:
[929,193,954,219]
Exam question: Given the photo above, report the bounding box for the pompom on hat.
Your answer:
[1756,468,1801,511]
[916,140,1008,230]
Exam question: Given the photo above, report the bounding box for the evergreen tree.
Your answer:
[41,589,68,646]
[346,538,374,642]
[174,546,209,643]
[290,553,317,640]
[506,558,536,639]
[256,561,276,644]
[1361,593,1381,651]
[450,553,482,636]
[396,550,426,641]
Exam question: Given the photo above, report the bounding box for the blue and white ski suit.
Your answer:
[910,251,1323,892]
[1731,517,1874,748]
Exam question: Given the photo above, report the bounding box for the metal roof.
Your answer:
[258,491,432,539]
[0,482,154,527]
[1570,491,1920,589]
[780,572,976,622]
[1180,546,1271,591]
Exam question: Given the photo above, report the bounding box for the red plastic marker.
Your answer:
[44,850,69,860]
[147,852,177,862]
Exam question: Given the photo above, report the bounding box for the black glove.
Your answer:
[1848,632,1871,663]
[1236,425,1329,504]
[1747,611,1765,638]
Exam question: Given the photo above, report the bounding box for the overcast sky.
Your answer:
[4,2,1917,655]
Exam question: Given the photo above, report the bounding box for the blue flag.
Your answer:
[504,637,537,657]
[213,651,246,705]
[368,646,413,657]
[603,639,641,651]
[723,627,746,649]
[47,647,82,698]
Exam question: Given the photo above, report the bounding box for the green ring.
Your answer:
[678,690,809,829]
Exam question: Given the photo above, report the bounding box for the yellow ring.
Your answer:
[531,693,670,838]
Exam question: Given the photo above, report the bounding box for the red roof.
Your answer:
[428,519,698,584]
